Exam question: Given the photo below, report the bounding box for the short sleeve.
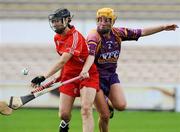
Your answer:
[86,30,100,55]
[118,27,142,41]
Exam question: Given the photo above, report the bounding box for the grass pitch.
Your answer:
[0,108,180,132]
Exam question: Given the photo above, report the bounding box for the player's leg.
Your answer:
[99,77,114,119]
[108,83,126,111]
[105,97,114,119]
[59,93,75,132]
[94,89,110,132]
[80,87,96,132]
[108,73,126,111]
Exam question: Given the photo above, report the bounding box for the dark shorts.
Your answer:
[100,73,120,96]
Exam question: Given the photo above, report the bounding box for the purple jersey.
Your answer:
[87,27,141,77]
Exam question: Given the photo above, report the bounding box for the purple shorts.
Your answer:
[100,73,120,96]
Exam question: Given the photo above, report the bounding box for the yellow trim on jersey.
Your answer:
[124,28,128,37]
[88,41,97,45]
[96,41,101,53]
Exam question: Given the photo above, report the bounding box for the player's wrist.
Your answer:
[161,25,166,31]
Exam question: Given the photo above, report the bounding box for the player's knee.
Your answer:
[115,102,126,111]
[81,104,92,118]
[58,110,71,121]
[99,112,110,122]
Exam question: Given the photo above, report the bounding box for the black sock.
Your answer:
[59,120,69,132]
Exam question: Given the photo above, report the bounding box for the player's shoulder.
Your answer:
[88,29,98,34]
[54,34,61,41]
[87,29,101,41]
[112,27,126,32]
[74,29,83,36]
[112,27,128,36]
[72,30,86,42]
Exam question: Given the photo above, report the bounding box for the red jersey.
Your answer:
[54,26,97,78]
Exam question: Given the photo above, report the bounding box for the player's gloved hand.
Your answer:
[31,76,46,87]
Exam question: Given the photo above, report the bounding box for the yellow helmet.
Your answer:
[96,8,117,21]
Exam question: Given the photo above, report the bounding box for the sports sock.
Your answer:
[59,120,69,132]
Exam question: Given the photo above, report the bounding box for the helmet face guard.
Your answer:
[48,8,72,34]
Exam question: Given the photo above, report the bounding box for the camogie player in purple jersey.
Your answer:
[87,8,178,132]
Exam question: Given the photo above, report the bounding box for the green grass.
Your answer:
[1,108,180,132]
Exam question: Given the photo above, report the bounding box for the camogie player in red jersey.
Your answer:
[31,8,100,132]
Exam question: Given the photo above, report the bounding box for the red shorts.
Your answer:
[59,73,99,97]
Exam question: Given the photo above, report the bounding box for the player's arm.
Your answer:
[80,31,98,78]
[31,52,72,87]
[44,52,72,79]
[141,24,178,37]
[80,55,95,78]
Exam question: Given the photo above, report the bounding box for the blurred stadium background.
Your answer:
[0,0,180,132]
